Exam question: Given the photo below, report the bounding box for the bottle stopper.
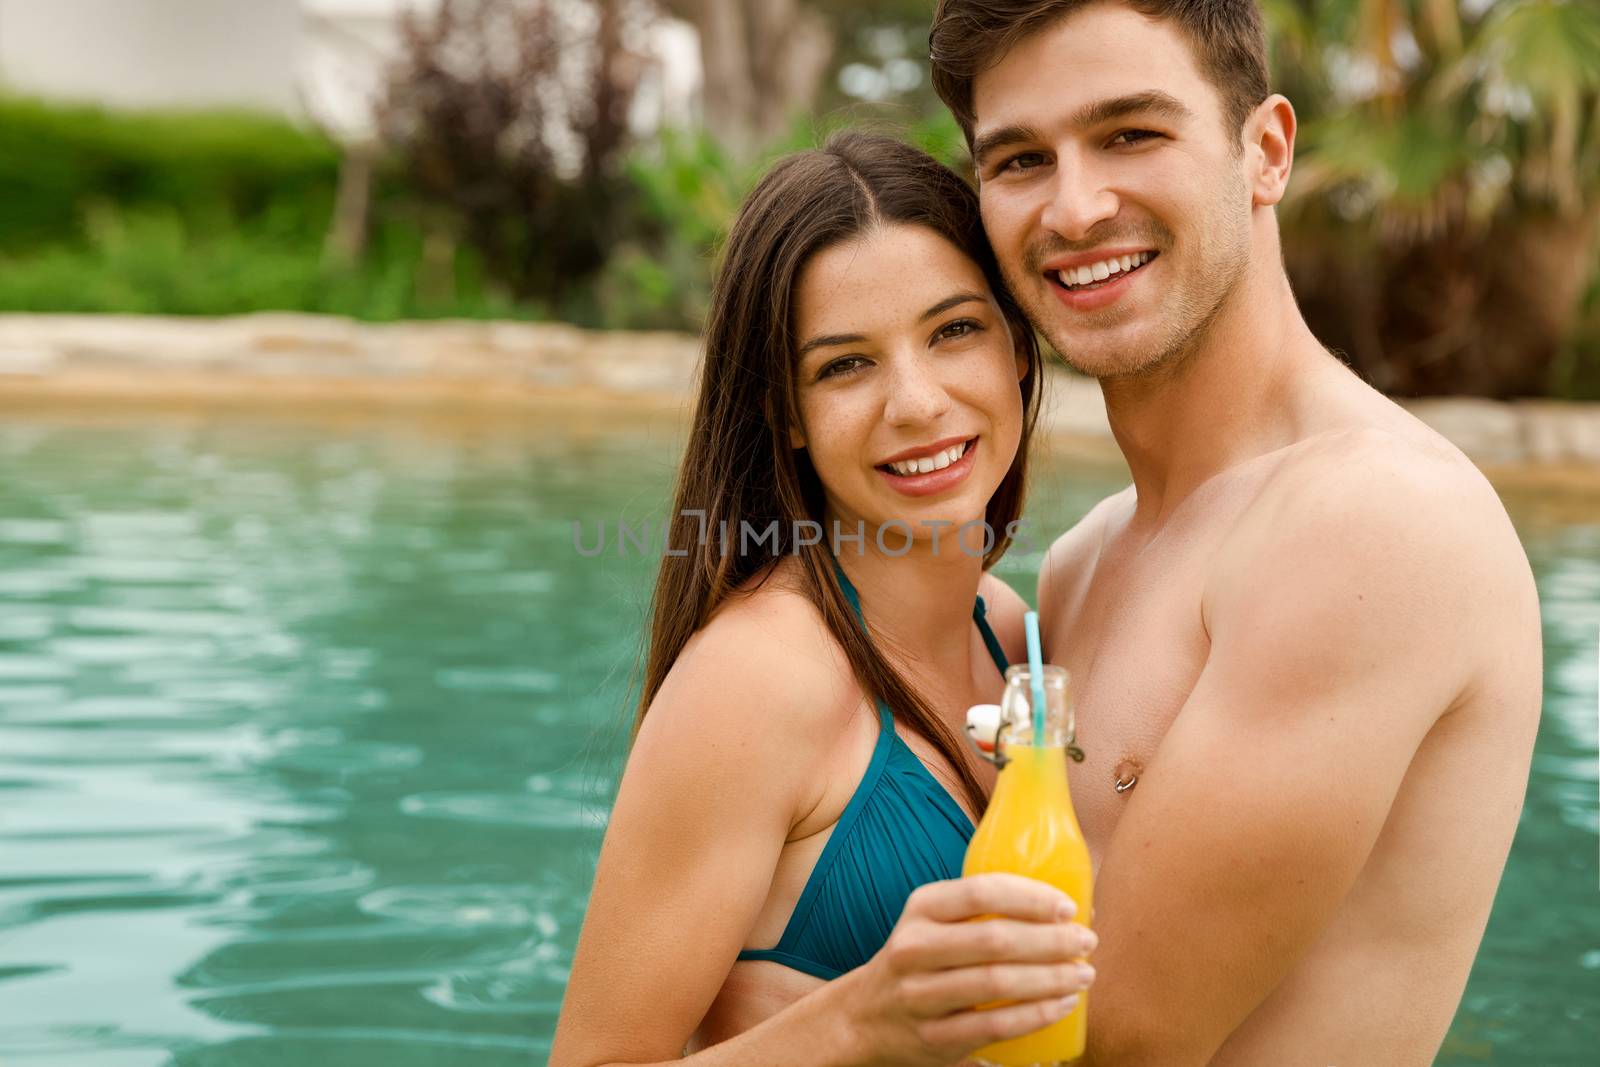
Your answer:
[965,703,1003,754]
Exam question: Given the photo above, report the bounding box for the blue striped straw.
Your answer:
[1024,611,1046,746]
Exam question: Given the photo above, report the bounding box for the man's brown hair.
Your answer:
[930,0,1269,148]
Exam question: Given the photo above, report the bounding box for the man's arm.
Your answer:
[1078,455,1512,1065]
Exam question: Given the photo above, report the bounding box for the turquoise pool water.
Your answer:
[0,408,1594,1065]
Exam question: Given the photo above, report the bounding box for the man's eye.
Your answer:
[1109,129,1161,147]
[819,356,868,379]
[1001,151,1046,173]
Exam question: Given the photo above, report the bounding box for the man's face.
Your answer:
[972,4,1256,379]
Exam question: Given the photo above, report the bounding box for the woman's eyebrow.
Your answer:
[797,332,867,359]
[920,292,986,322]
[798,292,987,359]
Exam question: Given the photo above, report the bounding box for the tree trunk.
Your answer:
[666,0,833,157]
[324,140,376,266]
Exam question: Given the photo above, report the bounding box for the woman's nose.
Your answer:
[882,352,953,426]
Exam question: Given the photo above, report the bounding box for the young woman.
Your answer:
[551,131,1096,1067]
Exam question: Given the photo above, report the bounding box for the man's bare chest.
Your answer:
[1045,548,1213,861]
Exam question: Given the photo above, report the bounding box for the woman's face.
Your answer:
[791,223,1027,553]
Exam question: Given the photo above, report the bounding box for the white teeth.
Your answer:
[886,440,968,476]
[1057,251,1154,290]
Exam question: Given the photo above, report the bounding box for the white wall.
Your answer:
[0,0,306,114]
[0,0,695,140]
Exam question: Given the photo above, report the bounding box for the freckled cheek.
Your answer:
[797,393,878,486]
[958,352,1026,451]
[988,385,1025,464]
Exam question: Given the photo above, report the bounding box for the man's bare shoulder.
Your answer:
[1214,426,1538,702]
[1038,485,1134,623]
[1254,425,1516,551]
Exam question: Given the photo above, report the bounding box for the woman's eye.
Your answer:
[818,356,868,379]
[1109,129,1160,147]
[936,319,982,342]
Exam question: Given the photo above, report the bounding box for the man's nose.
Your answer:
[1040,160,1119,242]
[883,352,953,426]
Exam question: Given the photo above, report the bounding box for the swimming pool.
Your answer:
[0,406,1593,1065]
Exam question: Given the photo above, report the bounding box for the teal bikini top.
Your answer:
[734,565,1011,980]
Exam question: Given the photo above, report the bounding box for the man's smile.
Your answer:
[1045,250,1159,292]
[1044,250,1161,311]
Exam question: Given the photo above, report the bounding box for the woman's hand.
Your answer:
[828,873,1096,1067]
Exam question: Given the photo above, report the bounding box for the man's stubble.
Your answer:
[1002,163,1255,385]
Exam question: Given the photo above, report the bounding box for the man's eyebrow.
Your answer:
[920,292,986,322]
[1073,89,1194,130]
[972,90,1195,169]
[972,123,1044,170]
[797,332,867,359]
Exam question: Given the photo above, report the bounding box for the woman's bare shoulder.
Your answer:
[647,560,861,757]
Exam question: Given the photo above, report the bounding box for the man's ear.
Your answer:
[1011,321,1032,382]
[1246,94,1296,208]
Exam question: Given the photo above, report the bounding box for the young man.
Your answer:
[929,2,1542,1064]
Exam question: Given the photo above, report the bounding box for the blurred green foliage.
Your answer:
[2,1,1598,397]
[0,97,525,321]
[591,111,967,330]
[0,97,338,249]
[1268,0,1600,397]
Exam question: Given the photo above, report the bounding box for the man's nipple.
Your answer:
[1113,757,1143,794]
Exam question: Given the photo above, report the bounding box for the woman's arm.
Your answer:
[563,872,1096,1067]
[551,596,845,1065]
[553,594,1097,1067]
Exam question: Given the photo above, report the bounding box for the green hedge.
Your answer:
[0,96,524,321]
[0,97,340,249]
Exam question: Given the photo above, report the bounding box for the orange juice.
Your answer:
[962,665,1093,1065]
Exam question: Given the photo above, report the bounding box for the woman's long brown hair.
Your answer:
[636,130,1042,817]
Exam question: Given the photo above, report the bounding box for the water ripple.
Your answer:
[357,885,562,931]
[434,667,560,694]
[169,1028,549,1065]
[0,656,73,680]
[0,518,70,544]
[398,791,607,830]
[205,857,378,901]
[422,954,568,1016]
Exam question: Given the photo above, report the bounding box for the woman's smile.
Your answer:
[875,435,980,498]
